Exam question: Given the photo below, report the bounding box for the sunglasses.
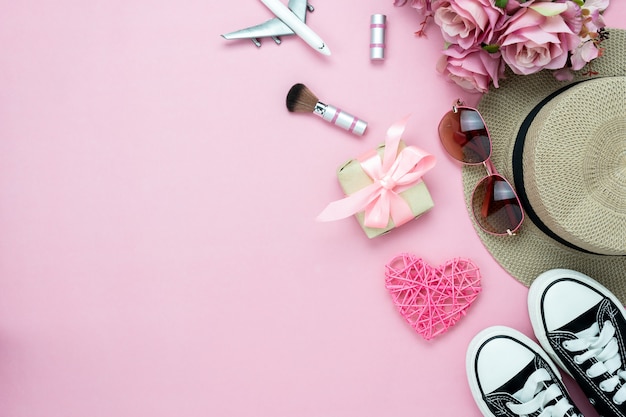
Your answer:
[438,101,524,236]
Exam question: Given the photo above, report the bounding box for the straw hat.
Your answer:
[463,28,626,302]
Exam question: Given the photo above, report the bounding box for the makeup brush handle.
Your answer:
[317,104,367,136]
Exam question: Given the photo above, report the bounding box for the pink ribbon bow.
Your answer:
[317,116,436,229]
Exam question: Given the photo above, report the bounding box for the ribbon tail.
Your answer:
[363,191,391,229]
[316,183,381,222]
[388,192,416,227]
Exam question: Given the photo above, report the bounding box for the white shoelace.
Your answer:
[562,320,626,405]
[507,368,577,417]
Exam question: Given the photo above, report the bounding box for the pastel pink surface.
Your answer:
[0,1,622,416]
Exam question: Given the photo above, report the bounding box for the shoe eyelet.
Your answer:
[562,341,570,349]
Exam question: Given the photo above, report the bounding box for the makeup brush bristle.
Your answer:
[286,83,319,113]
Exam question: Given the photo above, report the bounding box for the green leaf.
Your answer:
[494,0,508,9]
[482,44,500,53]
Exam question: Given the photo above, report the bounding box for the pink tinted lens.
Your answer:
[472,174,523,235]
[438,107,491,164]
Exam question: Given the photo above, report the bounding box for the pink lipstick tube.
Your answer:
[313,102,368,136]
[370,14,386,60]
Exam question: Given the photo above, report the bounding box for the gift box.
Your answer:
[317,117,436,238]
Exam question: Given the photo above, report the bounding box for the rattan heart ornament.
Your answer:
[385,254,481,340]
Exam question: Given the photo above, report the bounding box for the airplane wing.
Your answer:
[221,17,294,41]
[287,0,309,22]
[221,0,314,46]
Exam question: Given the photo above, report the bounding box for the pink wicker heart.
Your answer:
[385,254,481,340]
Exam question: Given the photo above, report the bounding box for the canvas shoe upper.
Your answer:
[529,268,626,417]
[467,325,582,417]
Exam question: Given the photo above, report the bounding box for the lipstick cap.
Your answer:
[370,14,386,60]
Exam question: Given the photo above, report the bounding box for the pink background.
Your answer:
[0,1,623,416]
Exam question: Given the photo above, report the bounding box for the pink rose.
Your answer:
[436,44,505,93]
[433,0,505,49]
[498,4,580,75]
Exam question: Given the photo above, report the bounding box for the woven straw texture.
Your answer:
[463,28,626,302]
[524,78,626,255]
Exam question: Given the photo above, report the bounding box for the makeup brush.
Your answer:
[286,83,368,136]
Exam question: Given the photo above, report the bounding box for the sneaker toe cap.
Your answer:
[542,278,603,332]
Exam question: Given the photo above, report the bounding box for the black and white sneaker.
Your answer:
[467,325,582,417]
[529,268,626,417]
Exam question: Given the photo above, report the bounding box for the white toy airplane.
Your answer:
[221,0,330,55]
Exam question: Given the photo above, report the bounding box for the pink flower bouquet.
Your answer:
[394,0,609,93]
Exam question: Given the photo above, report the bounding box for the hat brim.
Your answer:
[463,28,626,302]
